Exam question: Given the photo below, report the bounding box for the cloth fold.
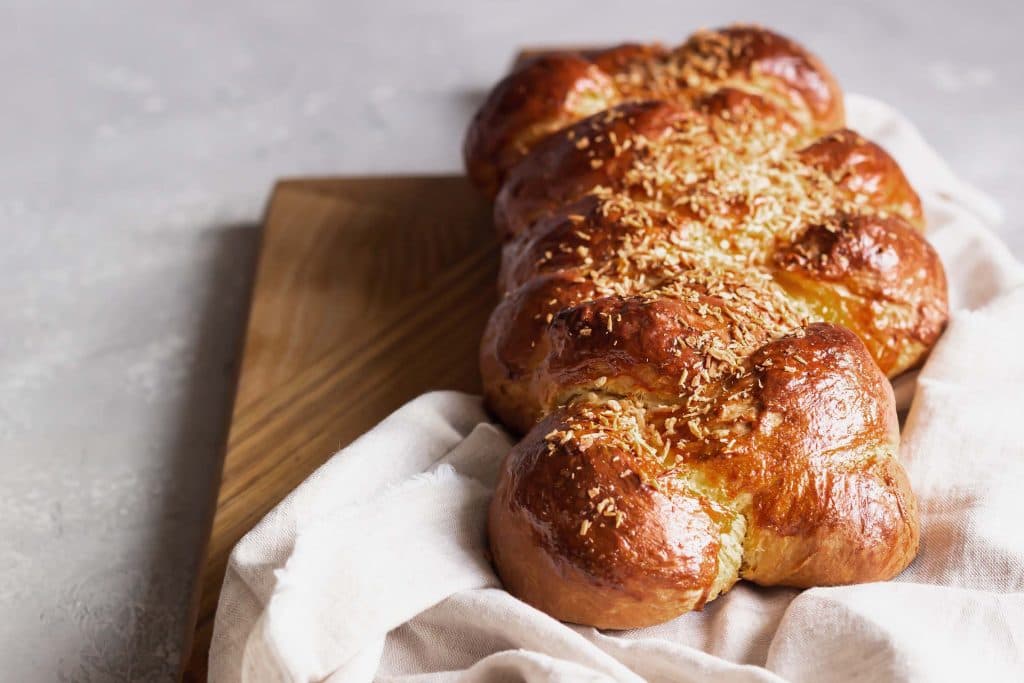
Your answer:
[210,94,1024,683]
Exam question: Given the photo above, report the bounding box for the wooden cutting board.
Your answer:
[179,175,497,680]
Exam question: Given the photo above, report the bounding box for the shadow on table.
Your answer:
[51,222,259,682]
[162,223,261,679]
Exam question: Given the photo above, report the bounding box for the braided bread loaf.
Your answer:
[465,26,947,628]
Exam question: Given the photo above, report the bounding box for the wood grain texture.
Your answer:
[180,175,496,681]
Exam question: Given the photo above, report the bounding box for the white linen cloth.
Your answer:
[209,95,1024,683]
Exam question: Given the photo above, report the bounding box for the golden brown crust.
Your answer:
[465,25,845,196]
[774,213,947,375]
[685,26,844,132]
[735,325,918,586]
[798,129,924,229]
[464,53,618,197]
[469,25,942,629]
[490,325,918,627]
[489,408,733,628]
[494,100,691,239]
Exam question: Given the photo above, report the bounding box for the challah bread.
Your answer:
[466,25,947,628]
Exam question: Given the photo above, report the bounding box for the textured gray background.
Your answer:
[1,0,1021,680]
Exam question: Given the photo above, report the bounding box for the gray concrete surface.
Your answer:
[1,0,1020,680]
